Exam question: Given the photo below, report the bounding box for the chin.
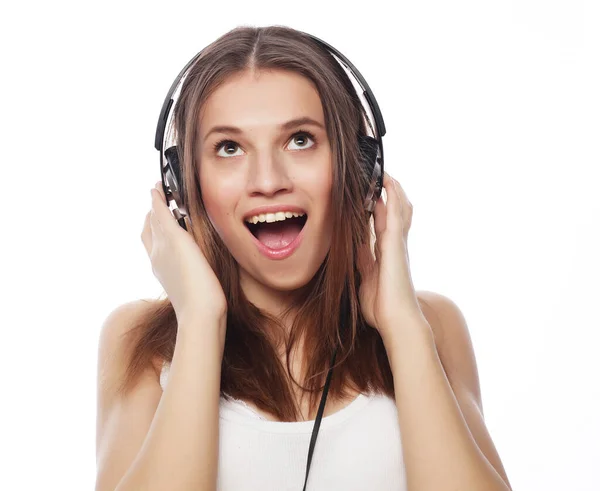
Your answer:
[241,258,324,293]
[258,271,314,292]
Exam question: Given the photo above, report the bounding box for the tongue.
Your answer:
[255,220,303,249]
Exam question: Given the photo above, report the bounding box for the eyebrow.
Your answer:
[203,117,325,142]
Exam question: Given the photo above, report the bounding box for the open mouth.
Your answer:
[245,215,308,249]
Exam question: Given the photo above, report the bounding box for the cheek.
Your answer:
[199,176,240,237]
[313,160,334,209]
[297,153,333,194]
[204,199,232,237]
[320,168,333,198]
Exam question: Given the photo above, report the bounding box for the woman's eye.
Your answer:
[287,132,316,151]
[215,141,242,158]
[213,131,316,158]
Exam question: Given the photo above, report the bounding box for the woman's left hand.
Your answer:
[357,172,427,340]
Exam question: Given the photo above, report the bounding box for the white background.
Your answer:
[1,1,598,490]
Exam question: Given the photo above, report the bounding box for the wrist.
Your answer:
[379,315,434,348]
[177,306,227,324]
[176,311,228,341]
[380,320,436,372]
[379,309,430,337]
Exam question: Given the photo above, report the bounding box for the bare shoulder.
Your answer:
[98,298,157,338]
[95,299,164,490]
[416,290,482,406]
[416,290,467,343]
[97,299,165,379]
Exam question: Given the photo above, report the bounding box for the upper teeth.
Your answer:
[245,211,306,224]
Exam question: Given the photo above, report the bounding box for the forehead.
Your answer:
[199,69,325,132]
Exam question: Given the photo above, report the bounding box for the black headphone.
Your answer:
[154,31,386,232]
[153,30,386,490]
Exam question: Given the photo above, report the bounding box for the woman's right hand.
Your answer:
[141,181,228,325]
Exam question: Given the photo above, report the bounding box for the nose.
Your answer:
[245,150,293,197]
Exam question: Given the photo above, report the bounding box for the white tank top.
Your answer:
[160,362,407,490]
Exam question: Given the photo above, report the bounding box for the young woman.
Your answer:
[95,25,512,491]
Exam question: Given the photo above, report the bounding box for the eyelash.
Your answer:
[212,130,317,157]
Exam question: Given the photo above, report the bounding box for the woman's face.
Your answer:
[197,69,334,312]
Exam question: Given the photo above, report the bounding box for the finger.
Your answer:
[147,190,166,241]
[154,181,167,201]
[370,191,385,264]
[150,188,175,231]
[155,181,173,212]
[389,173,410,204]
[372,186,387,237]
[383,172,412,235]
[382,172,401,230]
[141,210,153,255]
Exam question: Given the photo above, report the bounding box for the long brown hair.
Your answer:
[119,24,394,422]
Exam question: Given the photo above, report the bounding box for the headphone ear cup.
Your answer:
[358,135,383,211]
[164,146,185,208]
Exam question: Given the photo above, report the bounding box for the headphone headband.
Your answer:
[154,31,386,153]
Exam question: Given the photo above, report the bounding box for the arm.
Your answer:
[380,292,512,491]
[96,301,225,491]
